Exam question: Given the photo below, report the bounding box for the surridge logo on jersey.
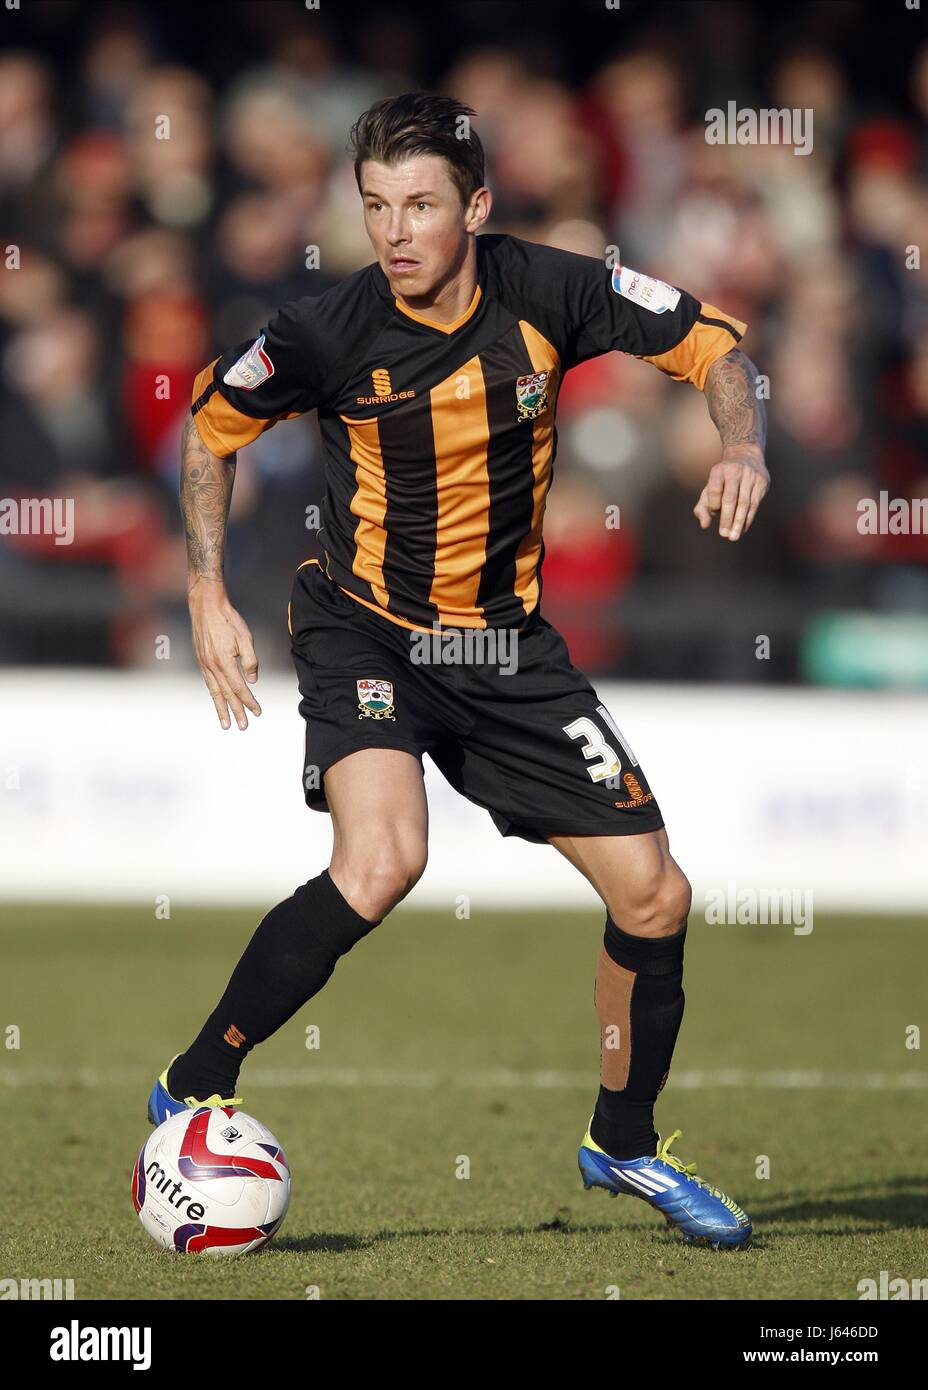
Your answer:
[356,677,396,721]
[223,334,275,390]
[516,371,549,420]
[610,265,681,314]
[356,367,416,406]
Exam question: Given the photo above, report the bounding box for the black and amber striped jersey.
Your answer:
[191,233,745,632]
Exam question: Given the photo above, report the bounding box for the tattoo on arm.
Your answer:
[704,348,766,454]
[180,415,237,584]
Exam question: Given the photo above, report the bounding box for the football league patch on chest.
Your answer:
[610,265,681,314]
[223,334,275,390]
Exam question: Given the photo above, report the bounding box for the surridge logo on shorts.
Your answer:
[614,771,654,809]
[223,334,275,390]
[356,677,396,721]
[516,371,549,421]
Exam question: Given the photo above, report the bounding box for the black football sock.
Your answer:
[590,913,687,1160]
[167,869,381,1102]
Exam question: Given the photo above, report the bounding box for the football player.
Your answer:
[151,92,768,1249]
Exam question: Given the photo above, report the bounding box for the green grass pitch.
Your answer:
[1,904,925,1300]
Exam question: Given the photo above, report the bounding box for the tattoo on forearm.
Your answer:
[704,348,766,453]
[180,416,236,582]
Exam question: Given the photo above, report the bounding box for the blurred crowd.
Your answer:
[1,0,926,683]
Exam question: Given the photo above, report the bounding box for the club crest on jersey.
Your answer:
[515,371,549,420]
[356,677,396,721]
[610,265,681,314]
[223,334,275,390]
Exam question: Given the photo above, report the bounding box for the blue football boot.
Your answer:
[579,1124,752,1249]
[147,1054,243,1126]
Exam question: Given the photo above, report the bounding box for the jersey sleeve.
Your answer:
[563,254,746,389]
[190,298,325,458]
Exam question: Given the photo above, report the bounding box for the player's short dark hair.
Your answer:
[349,92,485,207]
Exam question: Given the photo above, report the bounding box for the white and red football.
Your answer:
[132,1107,290,1255]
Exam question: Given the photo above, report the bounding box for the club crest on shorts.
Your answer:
[515,371,549,420]
[356,677,396,721]
[223,333,275,390]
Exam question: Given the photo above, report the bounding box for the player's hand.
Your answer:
[187,578,261,730]
[693,449,769,541]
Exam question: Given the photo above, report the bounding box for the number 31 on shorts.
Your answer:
[562,704,639,783]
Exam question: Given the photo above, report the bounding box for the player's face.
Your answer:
[359,154,488,303]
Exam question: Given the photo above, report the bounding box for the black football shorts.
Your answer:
[289,559,664,845]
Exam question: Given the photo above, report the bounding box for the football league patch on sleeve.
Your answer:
[610,265,681,314]
[223,334,275,390]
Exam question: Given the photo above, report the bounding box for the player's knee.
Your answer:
[647,862,691,934]
[665,863,693,927]
[331,838,427,921]
[619,861,691,937]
